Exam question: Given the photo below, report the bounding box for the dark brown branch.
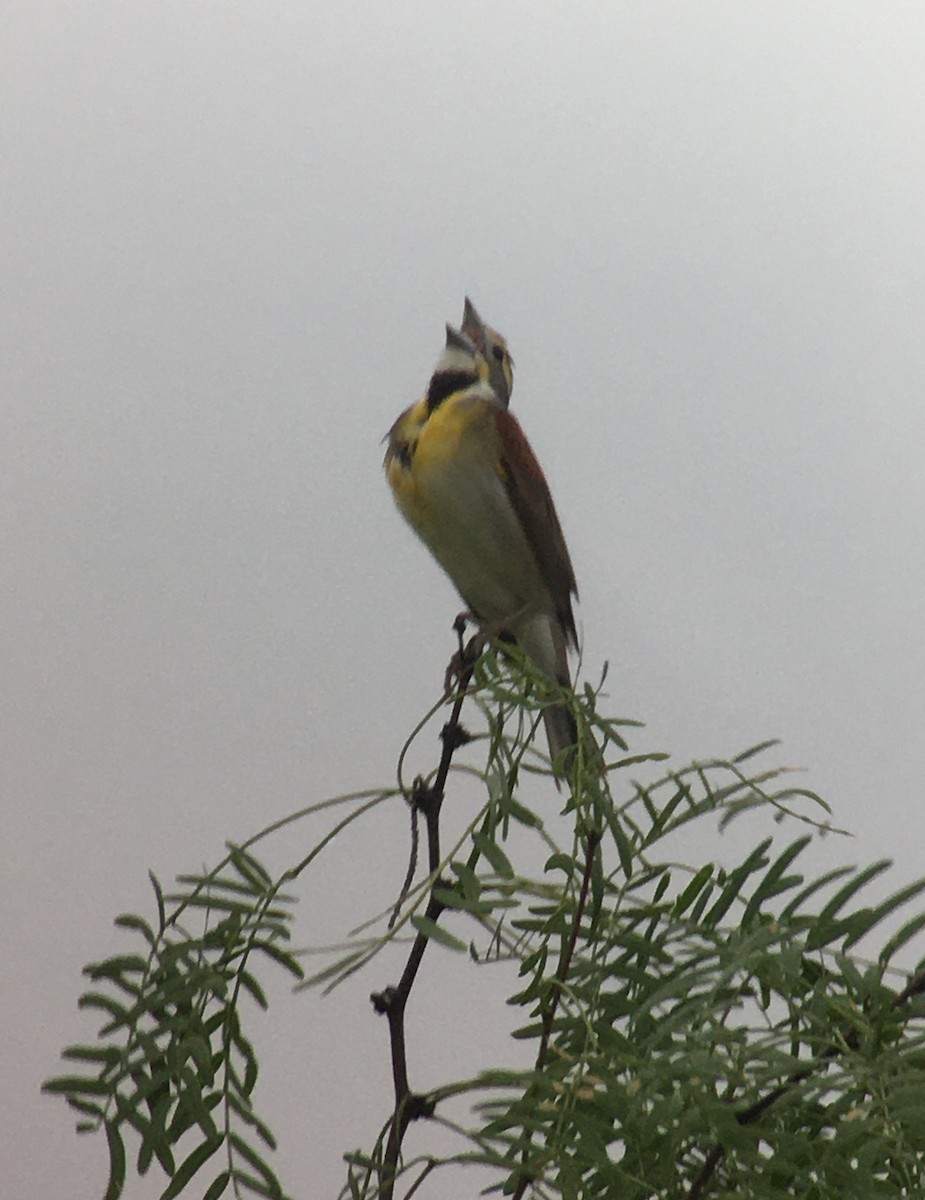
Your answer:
[372,624,480,1200]
[685,965,925,1199]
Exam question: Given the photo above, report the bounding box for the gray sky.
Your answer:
[4,3,925,1196]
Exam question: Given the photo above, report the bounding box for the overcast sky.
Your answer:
[4,3,925,1196]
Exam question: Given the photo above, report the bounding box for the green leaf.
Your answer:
[410,916,467,952]
[163,894,257,916]
[842,876,925,950]
[451,860,482,898]
[241,1045,259,1099]
[158,1136,222,1200]
[807,861,893,949]
[179,1035,215,1084]
[609,817,635,879]
[103,1120,126,1200]
[86,955,150,983]
[67,1098,105,1122]
[226,1094,277,1149]
[228,1168,284,1200]
[646,784,688,837]
[114,914,157,945]
[251,940,305,980]
[432,886,494,917]
[60,1044,123,1068]
[43,1075,113,1097]
[202,1172,231,1200]
[544,853,575,877]
[703,839,772,927]
[674,866,714,917]
[505,798,540,827]
[634,783,659,827]
[77,990,130,1028]
[303,949,367,990]
[780,865,856,921]
[238,970,269,1011]
[229,1133,281,1196]
[652,871,672,904]
[149,871,167,932]
[472,831,514,878]
[227,846,273,893]
[741,836,811,924]
[175,875,264,898]
[880,909,925,967]
[732,739,780,764]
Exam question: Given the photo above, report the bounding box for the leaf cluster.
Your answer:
[45,647,925,1200]
[44,846,303,1200]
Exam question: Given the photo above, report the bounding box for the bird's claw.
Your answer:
[443,612,488,696]
[443,642,479,697]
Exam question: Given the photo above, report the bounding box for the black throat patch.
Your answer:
[427,369,478,413]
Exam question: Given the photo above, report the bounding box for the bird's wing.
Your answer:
[493,407,578,648]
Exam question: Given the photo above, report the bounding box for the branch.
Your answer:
[685,965,925,1199]
[370,620,479,1200]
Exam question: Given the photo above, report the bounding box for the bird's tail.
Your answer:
[542,699,579,780]
[518,614,579,781]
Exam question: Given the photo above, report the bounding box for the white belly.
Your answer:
[413,448,550,626]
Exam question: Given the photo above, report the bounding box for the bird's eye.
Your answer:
[492,345,505,361]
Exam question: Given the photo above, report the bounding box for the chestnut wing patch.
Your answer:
[494,408,578,648]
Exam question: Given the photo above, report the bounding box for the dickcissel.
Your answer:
[384,311,578,773]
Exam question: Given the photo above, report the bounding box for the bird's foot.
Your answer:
[444,612,481,696]
[444,611,519,697]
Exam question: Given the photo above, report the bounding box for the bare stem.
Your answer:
[373,625,479,1200]
[510,827,602,1200]
[685,966,925,1198]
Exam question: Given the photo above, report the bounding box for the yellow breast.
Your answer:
[387,392,497,533]
[386,385,549,626]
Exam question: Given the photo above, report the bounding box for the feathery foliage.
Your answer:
[46,644,925,1199]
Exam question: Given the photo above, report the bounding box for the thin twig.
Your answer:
[371,622,479,1200]
[510,827,602,1200]
[685,966,925,1198]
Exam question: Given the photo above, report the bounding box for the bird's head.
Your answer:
[461,297,514,407]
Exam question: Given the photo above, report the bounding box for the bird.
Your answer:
[384,318,579,774]
[461,296,514,408]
